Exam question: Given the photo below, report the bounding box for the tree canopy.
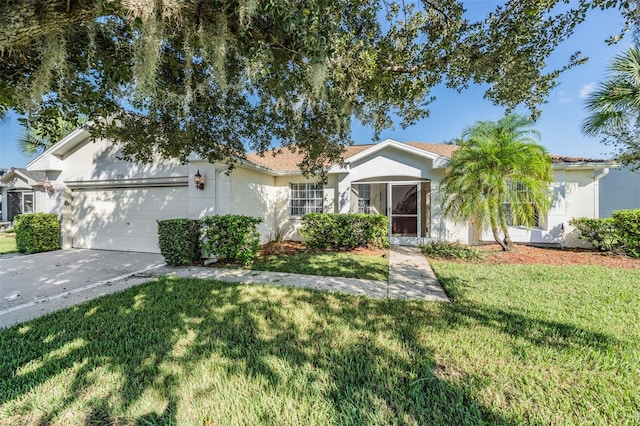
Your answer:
[439,114,553,251]
[0,0,636,175]
[582,46,640,170]
[17,115,89,156]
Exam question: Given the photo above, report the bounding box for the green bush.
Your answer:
[157,219,202,266]
[300,213,389,249]
[421,241,480,260]
[612,209,640,258]
[201,215,262,265]
[14,213,60,254]
[569,217,621,252]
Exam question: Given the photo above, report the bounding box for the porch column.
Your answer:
[337,173,352,213]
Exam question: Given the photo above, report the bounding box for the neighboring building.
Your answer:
[0,168,44,222]
[599,166,640,218]
[0,129,616,253]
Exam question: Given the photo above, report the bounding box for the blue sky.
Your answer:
[0,2,631,169]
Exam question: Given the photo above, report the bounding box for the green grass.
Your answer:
[0,233,18,254]
[1,263,638,425]
[250,250,389,281]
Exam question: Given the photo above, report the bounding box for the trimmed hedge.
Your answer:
[568,217,620,252]
[157,219,202,266]
[300,213,388,249]
[201,215,262,265]
[14,213,60,254]
[612,209,640,258]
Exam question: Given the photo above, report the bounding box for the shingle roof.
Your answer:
[244,141,608,173]
[246,145,373,172]
[549,155,608,164]
[14,168,47,183]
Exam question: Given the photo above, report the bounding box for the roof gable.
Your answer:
[246,140,457,174]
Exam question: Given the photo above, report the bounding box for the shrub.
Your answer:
[300,213,388,249]
[421,241,480,260]
[612,209,640,258]
[14,213,60,254]
[201,215,262,265]
[569,217,621,252]
[157,219,202,266]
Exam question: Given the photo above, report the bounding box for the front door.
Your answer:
[390,184,419,244]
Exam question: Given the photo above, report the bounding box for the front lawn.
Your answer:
[1,263,638,424]
[251,248,389,281]
[0,233,18,254]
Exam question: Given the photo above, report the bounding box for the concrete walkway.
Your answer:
[156,246,448,301]
[1,245,447,328]
[388,245,450,301]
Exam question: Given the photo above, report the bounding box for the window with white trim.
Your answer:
[504,182,542,227]
[357,184,371,214]
[290,183,323,216]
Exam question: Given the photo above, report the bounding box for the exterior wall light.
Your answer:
[43,177,56,198]
[194,169,205,190]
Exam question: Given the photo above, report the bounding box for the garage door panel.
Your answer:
[73,187,189,253]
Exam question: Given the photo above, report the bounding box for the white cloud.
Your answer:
[558,90,572,103]
[579,82,596,99]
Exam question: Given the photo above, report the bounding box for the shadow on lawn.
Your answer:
[0,277,618,425]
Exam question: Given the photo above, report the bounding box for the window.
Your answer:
[23,193,34,214]
[290,183,323,216]
[357,184,371,214]
[504,182,542,227]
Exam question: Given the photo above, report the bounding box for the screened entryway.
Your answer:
[351,179,431,245]
[6,190,34,221]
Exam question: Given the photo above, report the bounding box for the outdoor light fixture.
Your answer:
[194,169,205,190]
[43,176,56,198]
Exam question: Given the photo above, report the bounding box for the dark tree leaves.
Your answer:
[0,0,635,175]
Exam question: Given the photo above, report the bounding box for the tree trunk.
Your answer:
[501,226,514,251]
[491,226,509,251]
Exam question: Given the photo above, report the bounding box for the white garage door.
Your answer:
[73,186,188,253]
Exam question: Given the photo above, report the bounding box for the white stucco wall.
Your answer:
[229,167,278,243]
[56,137,187,182]
[188,161,216,219]
[343,148,470,244]
[600,167,640,217]
[477,168,603,247]
[272,174,326,241]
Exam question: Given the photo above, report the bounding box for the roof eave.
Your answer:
[552,161,619,170]
[26,126,91,169]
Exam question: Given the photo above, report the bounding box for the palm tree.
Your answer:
[582,46,640,169]
[439,114,553,251]
[18,115,88,157]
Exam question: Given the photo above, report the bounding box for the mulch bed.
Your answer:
[477,244,640,269]
[261,241,639,269]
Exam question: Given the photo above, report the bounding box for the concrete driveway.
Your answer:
[0,249,165,328]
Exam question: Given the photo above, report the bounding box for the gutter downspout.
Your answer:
[593,167,610,218]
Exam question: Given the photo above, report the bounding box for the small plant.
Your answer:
[14,213,60,254]
[201,215,262,265]
[569,217,621,252]
[261,226,286,256]
[157,218,202,266]
[421,241,480,260]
